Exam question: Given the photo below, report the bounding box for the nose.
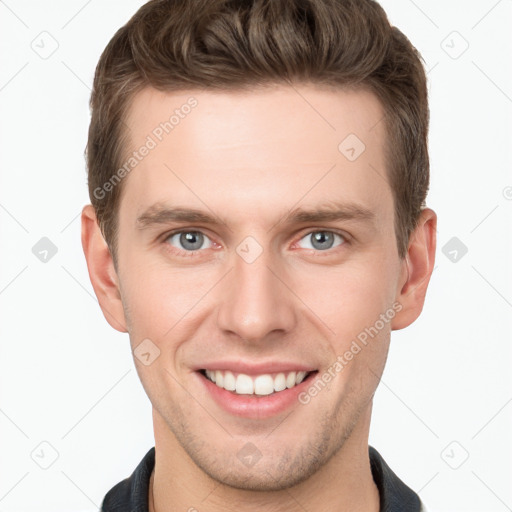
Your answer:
[216,243,297,343]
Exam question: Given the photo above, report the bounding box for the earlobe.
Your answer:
[391,208,437,331]
[81,205,128,333]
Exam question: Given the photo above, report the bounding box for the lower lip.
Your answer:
[197,371,317,419]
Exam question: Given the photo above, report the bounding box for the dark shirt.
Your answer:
[101,445,426,511]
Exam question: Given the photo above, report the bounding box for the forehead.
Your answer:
[120,84,392,228]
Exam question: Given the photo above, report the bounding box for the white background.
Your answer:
[0,1,511,511]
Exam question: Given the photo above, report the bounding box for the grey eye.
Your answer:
[297,231,345,251]
[167,231,212,251]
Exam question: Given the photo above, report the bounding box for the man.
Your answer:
[81,0,436,510]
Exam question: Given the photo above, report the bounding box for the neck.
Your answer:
[149,405,379,512]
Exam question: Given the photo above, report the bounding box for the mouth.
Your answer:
[199,369,318,396]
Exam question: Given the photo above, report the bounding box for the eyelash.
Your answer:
[161,229,350,258]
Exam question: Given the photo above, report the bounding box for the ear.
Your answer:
[81,204,128,333]
[391,208,437,330]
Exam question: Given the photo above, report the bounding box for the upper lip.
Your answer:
[193,360,317,376]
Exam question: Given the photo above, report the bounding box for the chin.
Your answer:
[196,453,324,492]
[181,421,350,493]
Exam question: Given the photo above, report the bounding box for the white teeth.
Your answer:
[286,372,296,389]
[215,370,224,388]
[274,373,286,392]
[296,371,307,385]
[254,375,274,395]
[203,369,311,395]
[223,371,236,391]
[236,374,254,394]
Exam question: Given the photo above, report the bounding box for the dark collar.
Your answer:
[101,446,424,511]
[369,446,424,511]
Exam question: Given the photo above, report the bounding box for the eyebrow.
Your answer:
[136,201,376,230]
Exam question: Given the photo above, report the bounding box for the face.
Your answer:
[96,84,414,490]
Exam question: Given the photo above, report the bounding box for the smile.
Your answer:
[201,369,315,396]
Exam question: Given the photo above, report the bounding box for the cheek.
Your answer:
[289,256,398,342]
[119,254,213,335]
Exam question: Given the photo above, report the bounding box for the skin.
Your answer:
[82,83,436,511]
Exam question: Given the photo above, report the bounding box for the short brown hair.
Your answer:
[86,0,429,264]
